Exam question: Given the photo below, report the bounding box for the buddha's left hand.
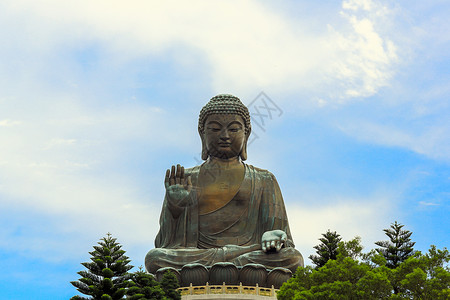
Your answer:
[261,230,287,253]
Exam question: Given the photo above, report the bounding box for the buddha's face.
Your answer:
[203,114,246,159]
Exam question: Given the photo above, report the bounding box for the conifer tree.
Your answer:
[160,271,181,300]
[309,230,342,268]
[278,244,450,300]
[71,233,133,300]
[375,221,415,269]
[126,267,165,300]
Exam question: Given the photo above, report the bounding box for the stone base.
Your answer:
[179,283,277,299]
[182,294,275,300]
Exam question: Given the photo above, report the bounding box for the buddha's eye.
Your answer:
[207,127,221,132]
[228,125,242,133]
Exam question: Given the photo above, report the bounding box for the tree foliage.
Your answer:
[159,271,181,300]
[126,267,165,300]
[375,221,416,269]
[309,230,342,269]
[338,236,364,261]
[390,245,450,299]
[71,235,181,300]
[71,233,133,300]
[278,228,449,300]
[126,267,180,300]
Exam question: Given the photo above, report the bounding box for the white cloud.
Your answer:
[0,119,22,127]
[419,201,439,207]
[1,0,398,102]
[326,1,398,100]
[336,119,450,161]
[343,0,375,12]
[0,200,161,263]
[0,89,183,261]
[287,195,394,264]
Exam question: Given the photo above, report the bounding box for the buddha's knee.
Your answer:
[282,247,304,269]
[145,248,168,274]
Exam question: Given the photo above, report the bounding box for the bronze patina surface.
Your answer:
[145,94,303,274]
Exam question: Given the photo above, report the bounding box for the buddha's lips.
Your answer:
[218,143,231,146]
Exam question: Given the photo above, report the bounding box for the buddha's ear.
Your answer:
[240,129,251,161]
[240,143,247,161]
[200,132,209,160]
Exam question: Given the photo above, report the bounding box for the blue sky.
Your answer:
[0,0,449,298]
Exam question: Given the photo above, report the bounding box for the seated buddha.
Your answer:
[145,94,303,275]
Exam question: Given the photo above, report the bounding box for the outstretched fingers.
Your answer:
[175,164,182,184]
[166,164,192,193]
[164,169,170,189]
[170,165,176,185]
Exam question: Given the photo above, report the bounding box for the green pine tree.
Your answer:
[375,221,416,269]
[126,267,165,300]
[392,245,449,298]
[71,233,133,300]
[160,271,181,300]
[309,230,342,268]
[278,238,449,299]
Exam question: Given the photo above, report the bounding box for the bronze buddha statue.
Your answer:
[145,94,303,275]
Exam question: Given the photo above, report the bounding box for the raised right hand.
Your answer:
[164,164,192,207]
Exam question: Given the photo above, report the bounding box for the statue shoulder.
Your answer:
[245,164,277,180]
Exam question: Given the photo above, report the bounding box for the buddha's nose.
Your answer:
[220,130,230,139]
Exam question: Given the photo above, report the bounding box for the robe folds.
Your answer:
[145,163,304,274]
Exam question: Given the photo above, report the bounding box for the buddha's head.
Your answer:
[198,94,251,161]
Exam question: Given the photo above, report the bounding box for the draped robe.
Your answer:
[145,163,303,274]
